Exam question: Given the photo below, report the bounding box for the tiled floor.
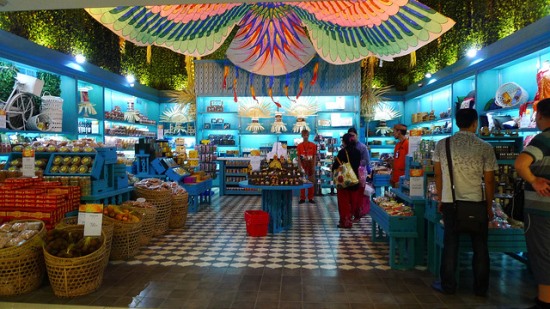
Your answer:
[0,190,537,309]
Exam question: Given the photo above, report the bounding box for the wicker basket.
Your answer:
[41,92,64,110]
[169,193,189,229]
[134,187,172,236]
[56,217,114,266]
[122,202,157,246]
[103,211,143,261]
[0,220,46,296]
[43,225,107,298]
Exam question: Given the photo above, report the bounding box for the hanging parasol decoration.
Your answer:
[283,97,318,133]
[86,1,455,76]
[238,98,273,133]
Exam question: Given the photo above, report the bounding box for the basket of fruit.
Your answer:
[43,225,107,297]
[55,216,114,266]
[169,192,189,229]
[0,220,46,296]
[121,199,157,246]
[102,205,143,261]
[134,180,173,236]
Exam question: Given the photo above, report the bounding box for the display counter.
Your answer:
[239,180,312,233]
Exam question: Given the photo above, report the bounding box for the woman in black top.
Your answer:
[332,133,362,228]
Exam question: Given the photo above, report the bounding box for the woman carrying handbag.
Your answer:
[332,133,362,228]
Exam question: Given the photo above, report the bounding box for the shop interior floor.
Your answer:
[0,189,536,308]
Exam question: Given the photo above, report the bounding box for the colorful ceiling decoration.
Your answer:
[86,1,454,76]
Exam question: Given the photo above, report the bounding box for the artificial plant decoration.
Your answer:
[238,99,272,133]
[282,97,318,133]
[360,57,392,122]
[0,62,17,102]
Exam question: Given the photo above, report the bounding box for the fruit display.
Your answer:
[248,157,304,186]
[12,140,101,153]
[44,229,102,258]
[103,205,141,223]
[0,221,43,249]
[373,196,414,216]
[134,178,187,195]
[48,155,94,175]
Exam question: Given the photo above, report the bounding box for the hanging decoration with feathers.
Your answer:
[238,98,273,133]
[374,102,402,136]
[271,111,287,133]
[124,97,140,122]
[283,97,318,133]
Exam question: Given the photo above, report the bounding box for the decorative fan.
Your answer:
[239,99,273,133]
[283,97,318,133]
[163,56,197,120]
[271,112,287,133]
[374,102,402,121]
[160,105,193,123]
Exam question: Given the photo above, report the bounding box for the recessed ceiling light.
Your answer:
[467,48,478,58]
[425,73,432,78]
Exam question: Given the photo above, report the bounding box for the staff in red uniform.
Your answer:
[297,129,317,204]
[390,124,409,188]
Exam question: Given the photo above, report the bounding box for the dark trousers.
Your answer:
[440,203,490,294]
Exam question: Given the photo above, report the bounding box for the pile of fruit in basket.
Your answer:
[373,196,414,216]
[44,229,102,258]
[0,221,43,249]
[103,205,141,223]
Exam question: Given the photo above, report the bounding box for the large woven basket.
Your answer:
[134,187,172,236]
[43,225,107,298]
[56,217,114,266]
[169,193,189,229]
[122,202,157,246]
[103,212,143,261]
[0,220,46,296]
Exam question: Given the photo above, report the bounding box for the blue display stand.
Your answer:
[239,181,313,234]
[182,179,213,213]
[80,187,133,205]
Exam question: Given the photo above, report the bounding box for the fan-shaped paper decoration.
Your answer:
[283,97,318,118]
[374,102,402,121]
[86,1,455,76]
[238,99,273,118]
[495,83,529,107]
[160,105,194,123]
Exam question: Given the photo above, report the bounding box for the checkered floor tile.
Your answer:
[114,190,527,272]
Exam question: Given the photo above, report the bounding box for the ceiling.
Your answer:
[0,0,304,12]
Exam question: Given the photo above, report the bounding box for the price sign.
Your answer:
[80,204,103,237]
[409,169,425,197]
[22,148,35,177]
[408,129,422,156]
[0,110,6,129]
[157,124,164,139]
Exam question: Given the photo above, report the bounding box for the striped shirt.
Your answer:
[522,128,550,216]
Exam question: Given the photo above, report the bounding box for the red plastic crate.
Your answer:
[244,210,269,237]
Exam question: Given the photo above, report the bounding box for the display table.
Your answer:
[239,181,313,233]
[182,179,213,213]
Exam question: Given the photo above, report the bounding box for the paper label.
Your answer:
[0,111,6,129]
[83,213,102,237]
[409,176,425,197]
[157,124,164,139]
[22,149,35,177]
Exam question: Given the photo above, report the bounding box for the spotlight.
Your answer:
[425,73,432,79]
[466,48,478,58]
[126,74,136,87]
[75,54,86,64]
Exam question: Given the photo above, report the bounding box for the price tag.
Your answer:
[22,148,35,177]
[157,124,164,139]
[0,110,6,129]
[81,204,103,237]
[408,129,422,156]
[410,176,425,197]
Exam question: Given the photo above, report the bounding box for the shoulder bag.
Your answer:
[445,138,488,234]
[334,150,359,188]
